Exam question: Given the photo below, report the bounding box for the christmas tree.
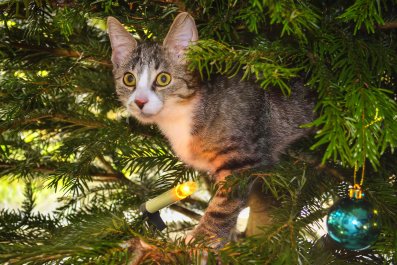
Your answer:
[1,0,396,264]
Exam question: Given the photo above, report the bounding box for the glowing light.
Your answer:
[175,181,197,199]
[145,181,198,213]
[0,21,16,28]
[14,70,27,80]
[37,70,49,77]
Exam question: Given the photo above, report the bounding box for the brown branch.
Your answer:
[169,204,202,221]
[121,238,179,265]
[286,149,346,181]
[0,162,122,181]
[97,155,118,174]
[122,238,155,265]
[0,113,106,133]
[183,197,209,209]
[97,154,132,184]
[378,21,397,30]
[315,163,345,181]
[4,163,113,180]
[0,162,54,174]
[11,43,112,67]
[51,114,105,128]
[121,237,211,265]
[153,0,185,11]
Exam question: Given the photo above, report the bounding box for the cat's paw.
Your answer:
[185,229,225,249]
[184,232,195,245]
[184,232,211,265]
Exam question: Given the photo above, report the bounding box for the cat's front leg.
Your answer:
[188,171,250,249]
[191,189,248,248]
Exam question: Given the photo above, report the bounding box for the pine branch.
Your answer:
[378,20,397,30]
[11,43,112,67]
[286,150,347,181]
[169,204,201,221]
[0,162,53,174]
[0,162,124,182]
[97,155,132,184]
[0,1,396,263]
[1,113,106,133]
[187,39,300,95]
[121,238,154,265]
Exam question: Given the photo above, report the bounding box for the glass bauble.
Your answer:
[326,198,380,250]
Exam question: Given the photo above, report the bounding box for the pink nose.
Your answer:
[134,98,148,109]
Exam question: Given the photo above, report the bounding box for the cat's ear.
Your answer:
[107,17,137,67]
[163,12,198,60]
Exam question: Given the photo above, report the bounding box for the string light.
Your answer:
[144,181,197,213]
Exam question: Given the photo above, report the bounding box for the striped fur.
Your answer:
[108,13,315,248]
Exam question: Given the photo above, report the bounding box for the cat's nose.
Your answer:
[134,98,148,109]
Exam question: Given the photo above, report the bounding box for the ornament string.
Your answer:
[350,108,383,199]
[364,107,383,128]
[327,105,382,251]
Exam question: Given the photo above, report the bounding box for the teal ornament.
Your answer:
[326,198,380,250]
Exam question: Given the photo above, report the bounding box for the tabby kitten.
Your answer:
[108,13,314,247]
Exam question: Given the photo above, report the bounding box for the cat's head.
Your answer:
[107,13,199,123]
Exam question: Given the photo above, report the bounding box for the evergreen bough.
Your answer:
[0,0,396,264]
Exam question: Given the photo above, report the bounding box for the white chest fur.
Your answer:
[155,96,212,172]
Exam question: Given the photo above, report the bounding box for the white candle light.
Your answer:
[144,181,197,213]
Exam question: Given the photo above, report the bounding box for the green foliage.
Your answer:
[0,0,396,264]
[187,39,301,95]
[305,28,397,167]
[338,0,384,34]
[244,0,320,40]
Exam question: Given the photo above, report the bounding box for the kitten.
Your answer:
[107,13,314,248]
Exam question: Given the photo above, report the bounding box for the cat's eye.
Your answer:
[123,73,136,88]
[155,72,172,87]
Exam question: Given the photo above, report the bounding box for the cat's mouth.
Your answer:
[135,110,158,123]
[127,106,157,118]
[127,104,163,123]
[139,111,155,118]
